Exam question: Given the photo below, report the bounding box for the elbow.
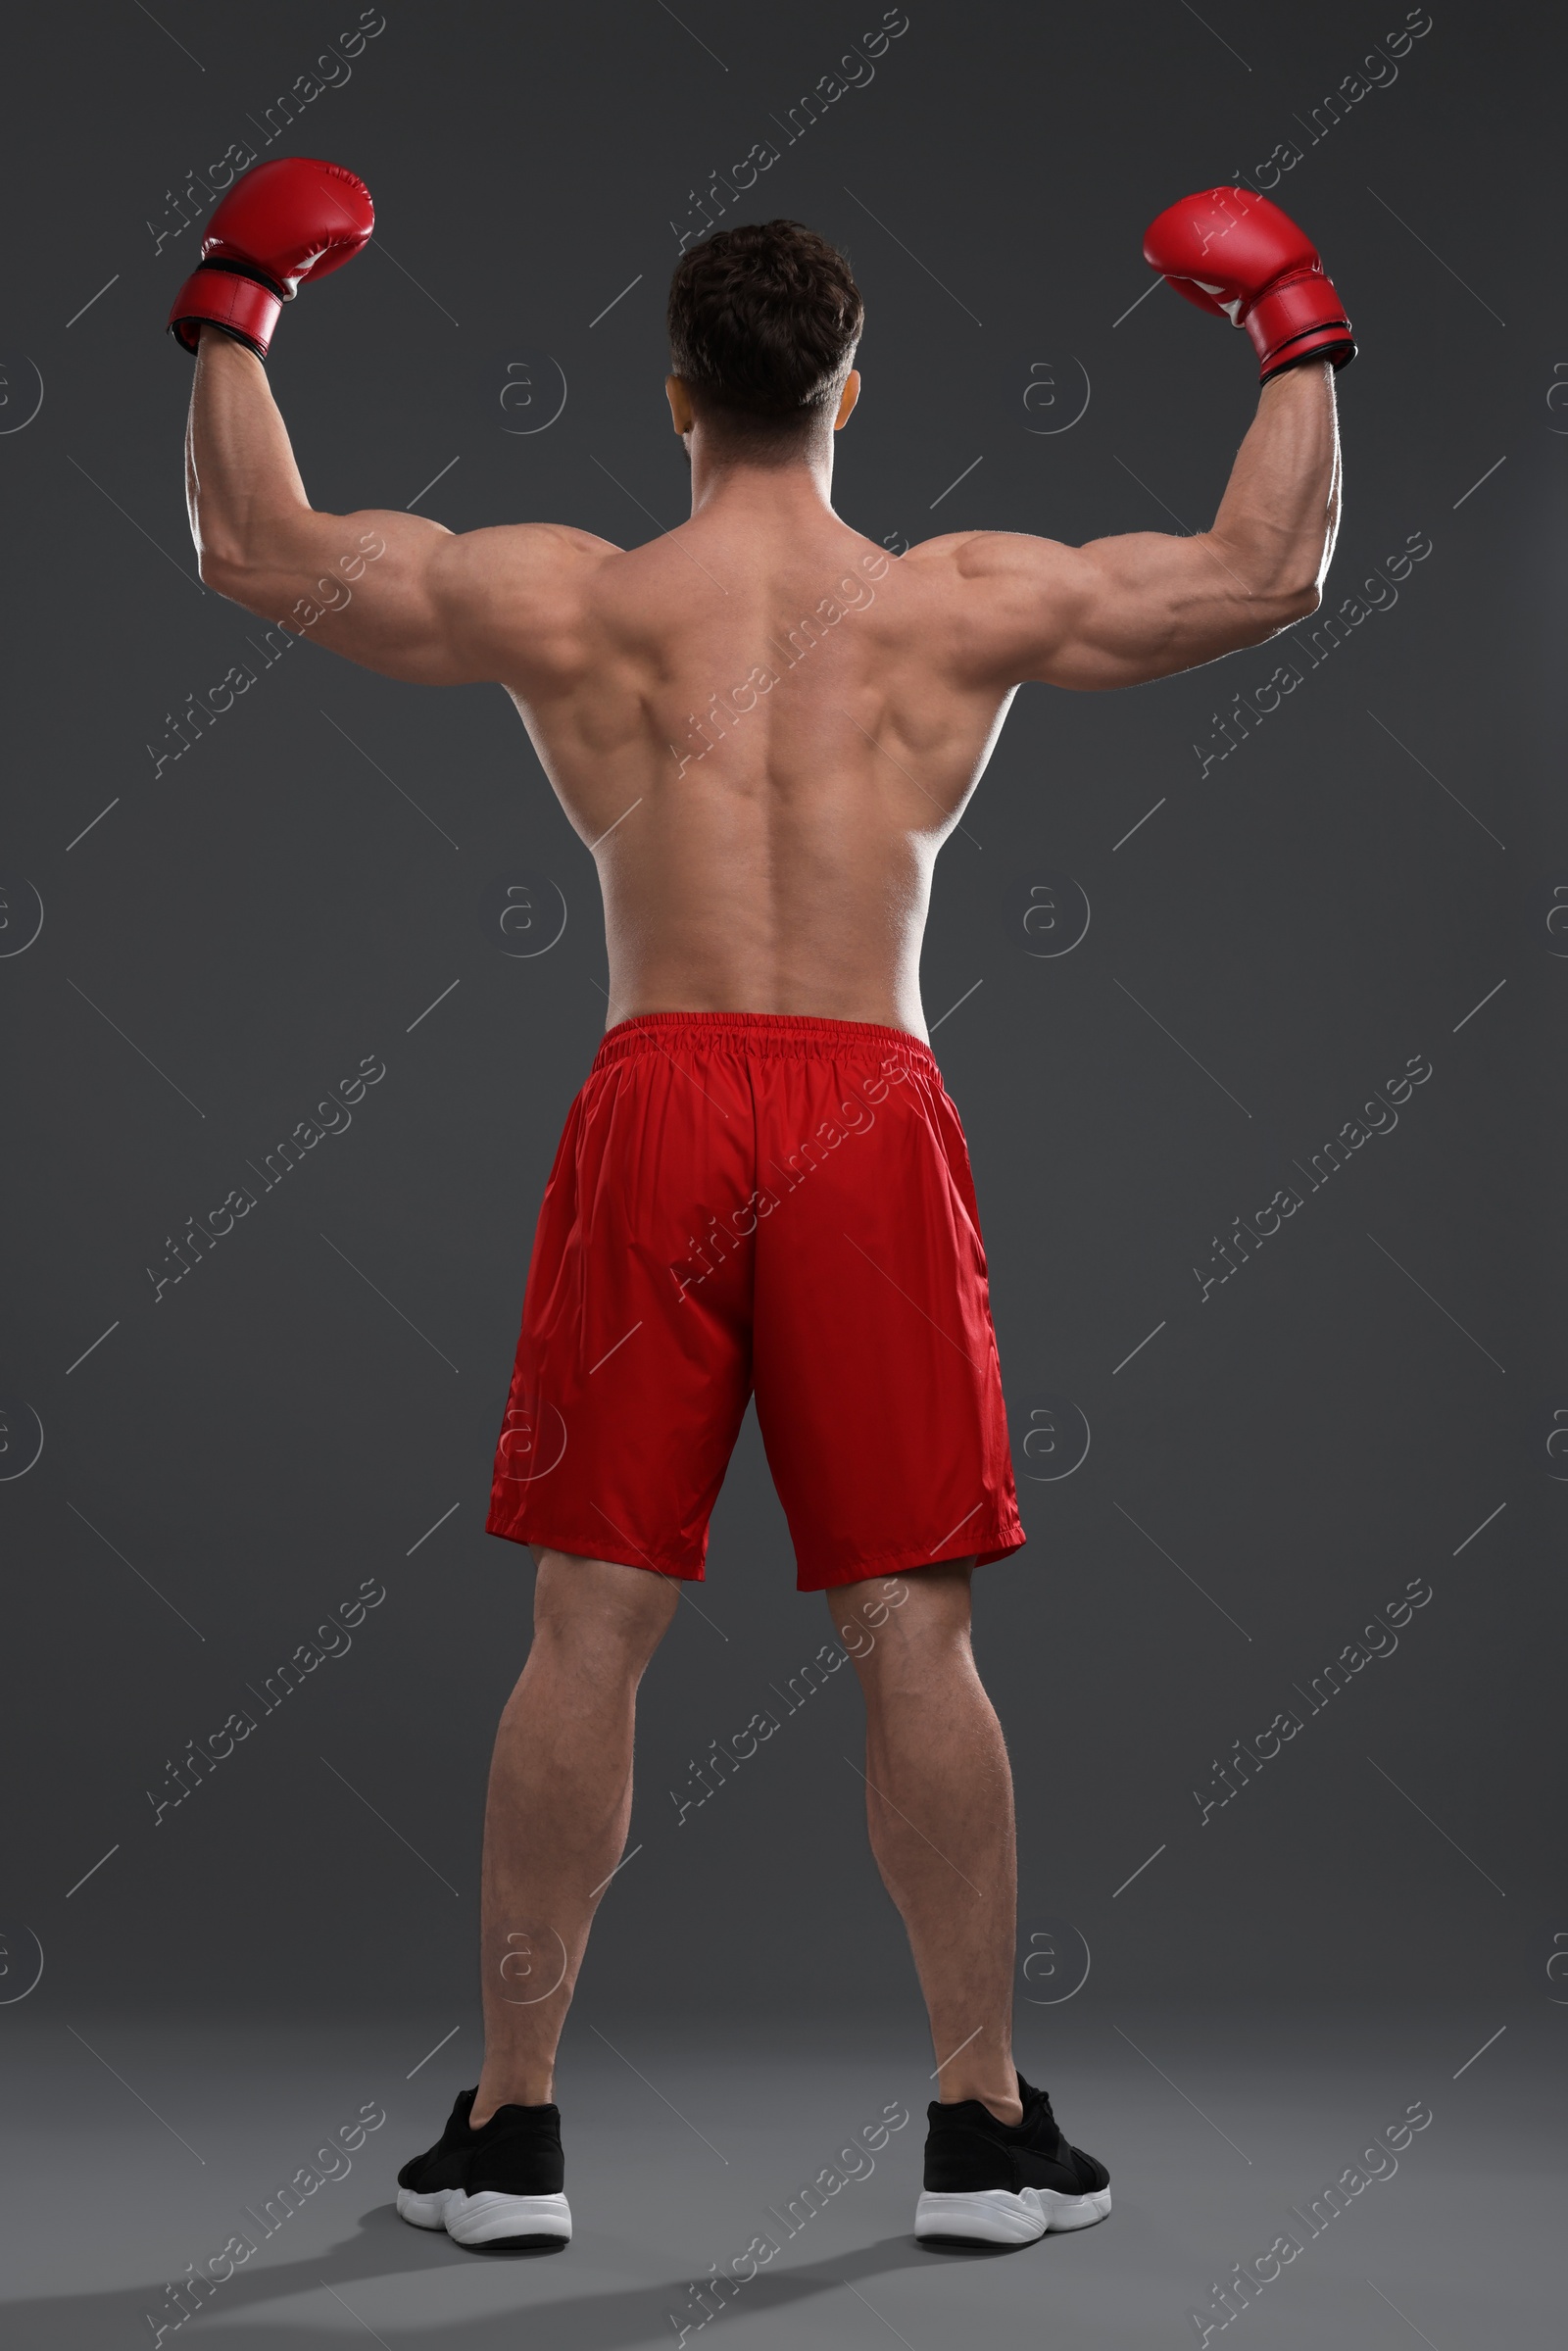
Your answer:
[1246,576,1319,643]
[196,537,247,596]
[198,545,270,612]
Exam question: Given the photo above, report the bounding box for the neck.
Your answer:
[686,431,838,520]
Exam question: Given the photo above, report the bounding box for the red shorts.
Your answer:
[484,1012,1025,1592]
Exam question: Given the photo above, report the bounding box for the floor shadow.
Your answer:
[0,2201,1063,2349]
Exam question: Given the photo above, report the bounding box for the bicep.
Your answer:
[954,529,1286,692]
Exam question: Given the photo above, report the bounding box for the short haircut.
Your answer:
[666,220,863,456]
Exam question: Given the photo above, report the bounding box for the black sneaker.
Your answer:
[396,2086,571,2250]
[915,2072,1110,2245]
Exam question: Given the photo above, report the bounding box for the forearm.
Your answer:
[1203,360,1340,612]
[185,327,316,578]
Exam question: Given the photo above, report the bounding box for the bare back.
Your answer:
[505,503,1014,1040]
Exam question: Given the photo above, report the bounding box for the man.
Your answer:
[172,168,1347,2252]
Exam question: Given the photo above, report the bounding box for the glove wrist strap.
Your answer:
[1244,268,1355,379]
[167,265,283,361]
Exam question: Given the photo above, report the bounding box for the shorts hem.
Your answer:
[794,1522,1027,1593]
[484,1512,707,1582]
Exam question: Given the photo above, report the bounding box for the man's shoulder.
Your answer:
[902,528,1069,582]
[444,518,624,575]
[414,521,624,688]
[428,520,624,636]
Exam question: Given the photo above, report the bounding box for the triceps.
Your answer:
[268,525,390,633]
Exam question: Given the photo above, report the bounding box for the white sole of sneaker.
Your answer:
[914,2183,1111,2245]
[396,2185,572,2247]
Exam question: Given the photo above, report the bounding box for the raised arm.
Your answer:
[940,185,1351,692]
[947,359,1340,692]
[170,155,609,687]
[185,329,600,686]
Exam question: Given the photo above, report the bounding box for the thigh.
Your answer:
[753,1055,1025,1592]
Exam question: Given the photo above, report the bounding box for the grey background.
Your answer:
[2,2,1562,2344]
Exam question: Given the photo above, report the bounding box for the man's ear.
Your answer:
[834,370,861,431]
[666,375,695,435]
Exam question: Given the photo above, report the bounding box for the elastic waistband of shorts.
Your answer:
[591,1009,939,1075]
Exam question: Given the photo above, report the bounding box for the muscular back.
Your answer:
[503,505,1014,1038]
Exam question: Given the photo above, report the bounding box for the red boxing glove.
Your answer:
[168,157,373,360]
[1143,188,1354,383]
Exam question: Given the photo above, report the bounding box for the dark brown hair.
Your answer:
[666,220,863,453]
